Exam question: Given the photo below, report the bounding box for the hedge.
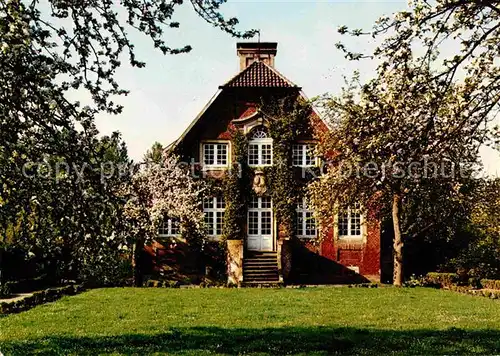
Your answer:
[425,272,459,287]
[453,286,500,299]
[0,284,85,315]
[6,275,56,294]
[145,280,180,288]
[481,279,500,290]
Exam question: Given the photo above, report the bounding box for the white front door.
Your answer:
[247,196,274,251]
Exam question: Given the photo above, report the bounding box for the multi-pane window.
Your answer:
[248,143,272,166]
[158,217,180,237]
[248,196,272,236]
[202,143,228,167]
[292,144,316,167]
[248,127,273,167]
[338,203,362,238]
[296,198,317,238]
[203,197,225,237]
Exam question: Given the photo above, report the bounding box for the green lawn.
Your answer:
[1,287,500,355]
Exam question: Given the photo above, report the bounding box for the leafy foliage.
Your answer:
[337,0,500,136]
[222,129,249,240]
[263,96,313,238]
[1,0,254,286]
[143,142,165,164]
[309,63,491,285]
[123,153,206,285]
[311,0,500,285]
[439,178,500,280]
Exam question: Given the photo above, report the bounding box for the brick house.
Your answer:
[156,42,381,285]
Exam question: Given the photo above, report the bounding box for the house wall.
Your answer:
[167,88,381,284]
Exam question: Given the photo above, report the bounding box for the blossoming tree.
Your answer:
[124,154,205,286]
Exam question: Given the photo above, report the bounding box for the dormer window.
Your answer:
[248,127,273,167]
[202,142,228,168]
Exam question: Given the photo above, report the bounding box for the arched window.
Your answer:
[251,127,269,139]
[248,126,273,166]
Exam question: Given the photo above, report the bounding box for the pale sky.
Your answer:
[91,0,499,176]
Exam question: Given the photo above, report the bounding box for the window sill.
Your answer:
[248,164,273,168]
[297,235,317,239]
[202,165,229,170]
[158,234,180,238]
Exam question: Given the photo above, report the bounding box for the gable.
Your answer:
[220,61,299,89]
[169,62,328,152]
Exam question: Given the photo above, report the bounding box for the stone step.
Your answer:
[244,267,278,273]
[243,260,278,266]
[244,278,280,283]
[244,258,277,262]
[243,266,278,273]
[243,270,278,276]
[246,252,277,257]
[243,251,279,284]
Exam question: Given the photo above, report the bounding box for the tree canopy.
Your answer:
[0,0,253,285]
[311,0,499,286]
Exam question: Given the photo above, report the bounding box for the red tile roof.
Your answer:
[221,61,298,88]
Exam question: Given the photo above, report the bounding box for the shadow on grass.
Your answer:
[1,326,499,355]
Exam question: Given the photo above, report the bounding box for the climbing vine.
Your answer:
[222,128,250,240]
[209,96,315,243]
[262,96,314,239]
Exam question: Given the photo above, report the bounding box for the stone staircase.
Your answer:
[243,251,280,284]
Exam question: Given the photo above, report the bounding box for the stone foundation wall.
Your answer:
[226,240,244,286]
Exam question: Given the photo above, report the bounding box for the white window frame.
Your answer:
[201,142,229,168]
[337,204,363,239]
[296,197,317,238]
[248,139,273,167]
[247,196,273,237]
[158,217,180,237]
[203,197,225,238]
[248,128,273,167]
[292,143,317,167]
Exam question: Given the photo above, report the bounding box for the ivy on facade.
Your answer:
[222,128,250,240]
[265,96,313,239]
[219,95,315,242]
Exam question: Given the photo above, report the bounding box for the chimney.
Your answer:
[237,42,277,70]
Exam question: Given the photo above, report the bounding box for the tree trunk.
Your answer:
[132,237,144,287]
[392,193,404,287]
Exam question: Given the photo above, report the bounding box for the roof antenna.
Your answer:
[257,29,261,61]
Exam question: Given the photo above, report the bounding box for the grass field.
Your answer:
[1,287,500,355]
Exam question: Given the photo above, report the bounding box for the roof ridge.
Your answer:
[261,61,298,87]
[220,60,299,89]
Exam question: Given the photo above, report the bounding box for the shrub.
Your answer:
[7,275,55,294]
[404,274,427,288]
[348,283,379,288]
[145,279,180,288]
[425,272,459,287]
[481,279,500,290]
[443,235,500,281]
[79,254,133,288]
[0,282,11,298]
[0,284,85,315]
